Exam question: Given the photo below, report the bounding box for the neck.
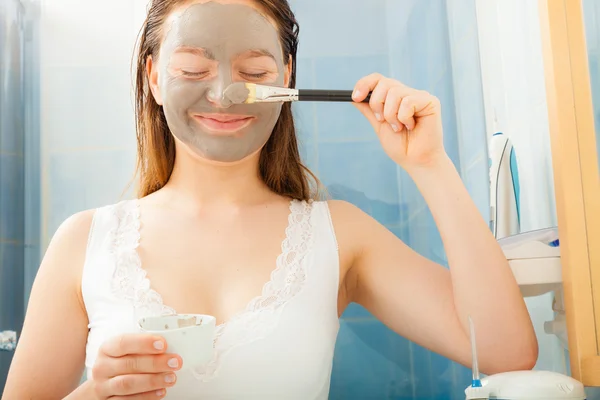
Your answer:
[162,144,273,208]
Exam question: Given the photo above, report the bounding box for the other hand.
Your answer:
[89,334,182,399]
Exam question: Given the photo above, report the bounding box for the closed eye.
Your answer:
[181,71,210,79]
[240,71,269,79]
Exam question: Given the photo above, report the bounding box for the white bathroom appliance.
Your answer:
[499,227,561,298]
[489,132,520,240]
[465,370,586,399]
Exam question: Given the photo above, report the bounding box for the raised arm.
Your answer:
[336,74,538,374]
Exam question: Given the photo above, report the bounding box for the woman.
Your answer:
[3,0,537,399]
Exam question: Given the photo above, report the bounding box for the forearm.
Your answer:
[405,154,537,372]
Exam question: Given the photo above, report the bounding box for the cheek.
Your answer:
[162,79,209,112]
[255,103,283,129]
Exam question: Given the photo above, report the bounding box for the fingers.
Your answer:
[383,86,406,132]
[101,334,166,358]
[368,81,392,123]
[92,335,183,399]
[352,73,397,133]
[109,389,167,400]
[353,74,414,127]
[352,72,384,103]
[95,372,176,398]
[398,91,440,129]
[352,102,379,129]
[352,85,415,134]
[353,74,440,137]
[93,353,182,378]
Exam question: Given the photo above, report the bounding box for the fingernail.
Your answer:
[168,358,179,369]
[165,374,176,383]
[153,340,164,350]
[156,389,166,397]
[353,90,361,100]
[391,124,399,132]
[375,113,383,122]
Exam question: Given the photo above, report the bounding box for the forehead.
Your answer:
[163,2,281,52]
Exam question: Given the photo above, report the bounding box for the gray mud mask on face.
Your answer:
[158,2,285,162]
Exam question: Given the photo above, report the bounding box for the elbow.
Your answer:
[522,339,539,370]
[480,336,539,375]
[503,344,538,372]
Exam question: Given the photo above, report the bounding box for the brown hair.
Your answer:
[133,0,319,200]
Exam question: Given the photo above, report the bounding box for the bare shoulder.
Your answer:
[35,208,99,323]
[49,209,96,255]
[55,209,96,240]
[326,199,379,237]
[41,208,97,285]
[326,199,368,219]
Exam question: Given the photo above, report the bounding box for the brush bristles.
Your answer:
[245,83,257,104]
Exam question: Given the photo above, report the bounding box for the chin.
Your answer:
[185,145,264,166]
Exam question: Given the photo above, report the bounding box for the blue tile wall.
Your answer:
[0,155,25,241]
[288,0,487,398]
[317,141,400,226]
[23,6,42,305]
[42,66,136,151]
[290,0,389,59]
[0,241,25,391]
[313,55,390,143]
[0,0,27,391]
[330,320,415,400]
[47,149,135,236]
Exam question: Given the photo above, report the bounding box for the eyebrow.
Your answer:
[173,47,277,62]
[173,46,217,60]
[237,49,276,61]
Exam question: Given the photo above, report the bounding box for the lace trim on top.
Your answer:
[108,199,314,381]
[109,200,176,318]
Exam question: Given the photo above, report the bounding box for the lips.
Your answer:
[193,113,255,133]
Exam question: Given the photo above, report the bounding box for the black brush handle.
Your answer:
[297,89,371,102]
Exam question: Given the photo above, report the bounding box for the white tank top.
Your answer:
[81,199,340,399]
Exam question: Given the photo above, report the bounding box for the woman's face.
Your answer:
[150,0,289,163]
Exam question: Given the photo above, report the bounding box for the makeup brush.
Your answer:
[223,82,372,104]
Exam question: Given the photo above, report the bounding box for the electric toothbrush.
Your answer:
[465,316,489,399]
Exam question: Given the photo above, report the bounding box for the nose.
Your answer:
[207,73,233,109]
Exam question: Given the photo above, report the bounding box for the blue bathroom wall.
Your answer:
[288,0,488,398]
[0,0,26,391]
[22,0,42,307]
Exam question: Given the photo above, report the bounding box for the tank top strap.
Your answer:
[84,200,137,263]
